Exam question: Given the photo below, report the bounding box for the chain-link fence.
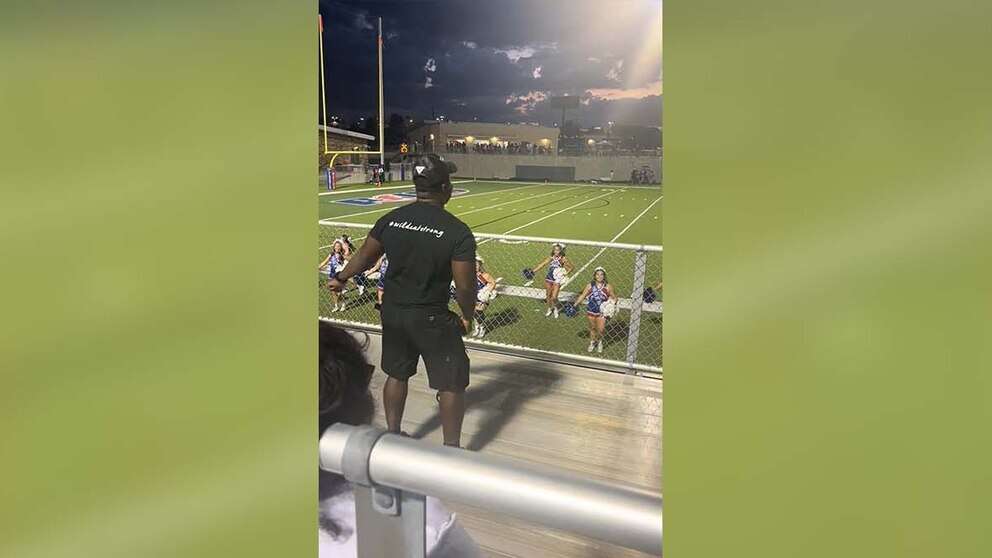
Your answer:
[319,221,662,376]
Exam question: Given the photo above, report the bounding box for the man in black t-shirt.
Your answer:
[329,154,477,448]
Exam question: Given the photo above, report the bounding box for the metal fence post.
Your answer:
[354,485,426,558]
[625,249,648,374]
[339,425,427,558]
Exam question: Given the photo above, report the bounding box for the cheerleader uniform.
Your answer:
[545,255,565,285]
[328,253,344,278]
[586,282,609,317]
[376,256,389,292]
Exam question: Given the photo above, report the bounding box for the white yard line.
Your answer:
[563,195,663,286]
[454,185,584,219]
[320,183,545,222]
[478,189,624,245]
[319,186,586,247]
[471,180,660,190]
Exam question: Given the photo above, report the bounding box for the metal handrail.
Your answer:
[320,424,663,555]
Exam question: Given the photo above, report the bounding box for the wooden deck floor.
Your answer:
[359,332,663,558]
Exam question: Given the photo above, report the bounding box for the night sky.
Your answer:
[319,0,662,128]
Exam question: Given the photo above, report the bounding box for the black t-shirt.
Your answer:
[369,201,476,309]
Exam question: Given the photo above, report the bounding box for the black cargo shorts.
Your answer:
[379,304,470,391]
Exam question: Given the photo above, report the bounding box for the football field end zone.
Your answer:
[319,182,552,223]
[318,179,477,196]
[320,179,662,196]
[319,316,662,378]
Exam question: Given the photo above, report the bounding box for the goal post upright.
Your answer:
[378,17,385,169]
[318,14,328,159]
[319,11,386,183]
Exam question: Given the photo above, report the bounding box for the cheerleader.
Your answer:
[363,253,389,310]
[573,266,618,354]
[531,242,574,318]
[318,240,349,312]
[472,256,497,338]
[339,234,356,258]
[337,234,366,295]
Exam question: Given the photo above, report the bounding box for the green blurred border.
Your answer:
[1,2,316,557]
[666,0,992,556]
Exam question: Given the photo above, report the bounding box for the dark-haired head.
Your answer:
[593,267,608,284]
[318,321,374,434]
[318,321,375,535]
[412,154,458,205]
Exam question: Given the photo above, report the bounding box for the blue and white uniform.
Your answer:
[376,256,389,291]
[586,282,609,317]
[328,253,344,278]
[545,255,565,284]
[476,273,487,292]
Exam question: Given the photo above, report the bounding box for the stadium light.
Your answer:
[430,133,435,140]
[587,139,595,145]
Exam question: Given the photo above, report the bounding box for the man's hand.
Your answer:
[451,259,478,329]
[327,277,346,292]
[460,316,473,335]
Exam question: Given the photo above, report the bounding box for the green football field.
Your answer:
[318,179,662,244]
[318,180,663,370]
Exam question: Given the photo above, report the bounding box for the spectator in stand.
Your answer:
[317,321,482,557]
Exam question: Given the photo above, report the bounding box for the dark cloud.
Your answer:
[319,0,662,127]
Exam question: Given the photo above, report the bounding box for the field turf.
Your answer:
[318,180,663,370]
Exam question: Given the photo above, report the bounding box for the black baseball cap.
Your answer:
[411,154,457,191]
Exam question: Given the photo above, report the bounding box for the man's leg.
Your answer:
[383,376,409,434]
[437,390,465,447]
[379,305,418,434]
[419,311,471,448]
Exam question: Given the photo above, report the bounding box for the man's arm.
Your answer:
[364,256,383,275]
[329,236,384,291]
[532,256,551,273]
[451,259,477,331]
